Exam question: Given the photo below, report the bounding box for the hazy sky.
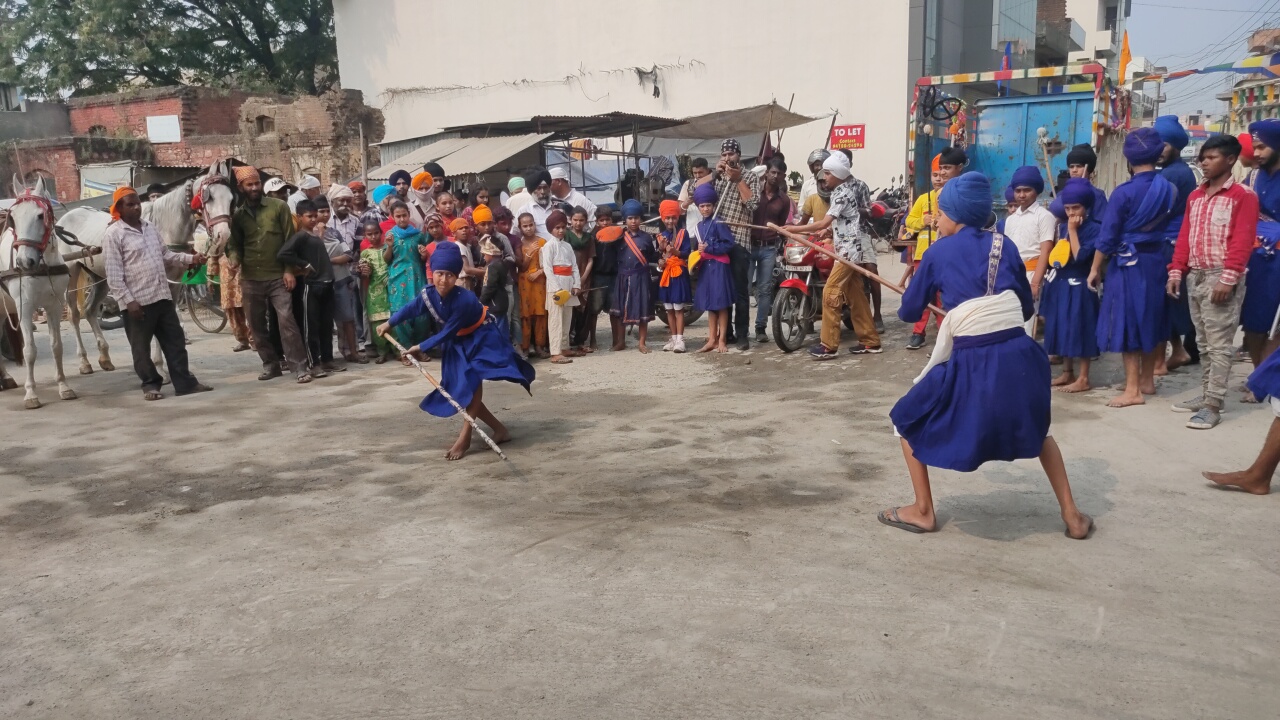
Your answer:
[1126,0,1280,118]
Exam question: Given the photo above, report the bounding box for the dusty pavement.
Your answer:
[2,264,1279,719]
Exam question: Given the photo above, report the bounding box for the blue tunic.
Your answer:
[1241,169,1280,334]
[611,230,657,325]
[1162,159,1199,340]
[1091,184,1110,221]
[655,227,693,306]
[1247,339,1280,402]
[1042,217,1101,359]
[889,227,1049,472]
[693,218,736,312]
[1095,170,1177,353]
[389,285,535,417]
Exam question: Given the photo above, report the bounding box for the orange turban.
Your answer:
[347,180,366,192]
[659,199,681,219]
[233,166,259,187]
[109,186,138,221]
[471,204,493,224]
[412,171,433,191]
[449,217,471,232]
[931,154,941,173]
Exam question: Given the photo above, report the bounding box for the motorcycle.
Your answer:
[771,237,839,352]
[865,175,909,247]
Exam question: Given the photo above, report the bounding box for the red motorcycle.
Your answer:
[771,238,837,352]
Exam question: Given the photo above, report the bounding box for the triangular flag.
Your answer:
[1119,31,1132,85]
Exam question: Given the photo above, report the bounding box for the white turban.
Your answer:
[822,153,852,181]
[298,174,321,190]
[326,183,353,203]
[548,166,570,181]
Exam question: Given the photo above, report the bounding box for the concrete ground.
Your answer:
[2,258,1278,719]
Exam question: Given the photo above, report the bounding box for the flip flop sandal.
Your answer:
[877,507,931,534]
[143,391,164,401]
[549,357,573,364]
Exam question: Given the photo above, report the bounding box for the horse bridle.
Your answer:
[193,174,232,232]
[5,190,55,253]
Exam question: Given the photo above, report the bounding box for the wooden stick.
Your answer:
[380,331,508,460]
[754,221,946,318]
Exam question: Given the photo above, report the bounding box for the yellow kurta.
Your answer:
[905,189,941,261]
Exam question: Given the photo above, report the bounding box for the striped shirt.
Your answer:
[103,220,193,307]
[1169,177,1259,286]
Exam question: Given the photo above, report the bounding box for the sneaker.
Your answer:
[907,333,926,350]
[809,344,838,360]
[673,336,686,353]
[847,344,884,355]
[662,338,675,352]
[755,331,768,344]
[1172,397,1208,413]
[1186,406,1221,430]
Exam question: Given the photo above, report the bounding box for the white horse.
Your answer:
[58,159,237,376]
[0,175,75,408]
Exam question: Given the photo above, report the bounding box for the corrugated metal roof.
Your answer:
[367,133,551,180]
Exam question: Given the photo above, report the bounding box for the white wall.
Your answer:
[333,0,912,187]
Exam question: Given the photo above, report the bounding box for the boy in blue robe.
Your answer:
[1088,127,1179,408]
[1065,143,1110,218]
[1241,119,1280,386]
[378,242,536,461]
[611,199,659,352]
[881,172,1093,540]
[1044,179,1101,393]
[1155,115,1201,374]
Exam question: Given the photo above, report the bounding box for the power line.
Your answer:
[1154,0,1280,62]
[1135,2,1280,12]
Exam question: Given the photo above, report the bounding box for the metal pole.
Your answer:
[775,93,796,150]
[824,112,839,150]
[12,140,26,183]
[359,123,367,186]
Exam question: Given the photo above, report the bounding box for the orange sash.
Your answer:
[457,306,488,336]
[622,231,647,265]
[659,256,686,287]
[1023,256,1039,271]
[552,265,574,276]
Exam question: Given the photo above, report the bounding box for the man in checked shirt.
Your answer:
[103,187,213,401]
[1167,134,1259,430]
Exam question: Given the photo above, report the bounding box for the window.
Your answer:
[0,84,21,111]
[254,115,275,135]
[87,125,107,137]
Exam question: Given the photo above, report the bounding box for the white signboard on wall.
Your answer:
[146,115,182,144]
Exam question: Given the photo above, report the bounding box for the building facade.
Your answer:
[1220,29,1280,134]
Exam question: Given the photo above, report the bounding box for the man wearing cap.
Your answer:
[102,187,212,401]
[1240,119,1280,381]
[144,183,166,203]
[696,139,760,350]
[228,166,312,381]
[1088,127,1179,408]
[549,167,596,230]
[783,151,882,358]
[798,149,829,212]
[264,177,291,203]
[1003,165,1057,334]
[1155,115,1201,374]
[287,174,321,214]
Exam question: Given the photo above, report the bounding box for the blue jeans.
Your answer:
[749,244,777,332]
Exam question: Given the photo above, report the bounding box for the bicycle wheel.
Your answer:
[185,284,227,333]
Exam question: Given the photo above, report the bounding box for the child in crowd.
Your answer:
[277,199,339,377]
[478,237,510,338]
[1043,180,1101,393]
[516,211,549,358]
[319,197,364,364]
[451,218,483,291]
[540,210,582,364]
[655,199,692,352]
[692,185,736,353]
[484,206,522,350]
[385,202,432,363]
[359,220,395,363]
[587,206,621,353]
[566,207,595,352]
[378,242,536,461]
[437,191,459,238]
[612,199,657,352]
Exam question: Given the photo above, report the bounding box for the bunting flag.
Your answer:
[1119,31,1131,86]
[1133,53,1280,84]
[997,42,1012,97]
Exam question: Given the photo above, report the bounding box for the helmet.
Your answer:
[807,149,831,166]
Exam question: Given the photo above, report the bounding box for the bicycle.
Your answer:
[181,265,227,334]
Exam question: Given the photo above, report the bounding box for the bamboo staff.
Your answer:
[725,220,945,318]
[380,331,508,460]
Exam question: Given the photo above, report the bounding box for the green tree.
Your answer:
[0,0,337,97]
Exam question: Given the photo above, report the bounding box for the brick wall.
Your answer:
[70,93,185,139]
[1038,0,1066,23]
[4,137,154,202]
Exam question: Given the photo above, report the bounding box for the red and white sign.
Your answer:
[829,124,866,151]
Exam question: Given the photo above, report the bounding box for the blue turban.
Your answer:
[1010,166,1044,194]
[1251,119,1280,152]
[371,184,395,206]
[1124,127,1164,166]
[1059,177,1095,210]
[937,171,991,228]
[388,169,413,187]
[692,184,717,206]
[429,241,463,275]
[1049,195,1067,222]
[1154,115,1188,151]
[1004,185,1016,203]
[621,198,645,218]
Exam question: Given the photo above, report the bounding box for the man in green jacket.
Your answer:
[228,166,314,382]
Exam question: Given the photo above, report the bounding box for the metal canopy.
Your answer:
[367,133,552,180]
[643,102,824,140]
[440,112,683,140]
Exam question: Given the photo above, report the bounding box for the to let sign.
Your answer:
[830,124,866,150]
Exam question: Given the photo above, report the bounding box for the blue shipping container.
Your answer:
[967,91,1096,206]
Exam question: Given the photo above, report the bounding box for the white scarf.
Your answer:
[913,289,1026,384]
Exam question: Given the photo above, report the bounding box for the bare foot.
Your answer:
[1052,372,1076,387]
[1153,364,1169,377]
[1203,470,1272,495]
[716,345,728,353]
[611,343,625,352]
[1242,391,1260,404]
[492,429,512,445]
[1140,381,1157,395]
[697,343,715,353]
[445,439,471,461]
[637,344,651,354]
[1064,512,1094,540]
[1107,392,1146,408]
[1167,352,1192,371]
[1058,378,1092,393]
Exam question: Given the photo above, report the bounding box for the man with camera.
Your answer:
[695,138,761,351]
